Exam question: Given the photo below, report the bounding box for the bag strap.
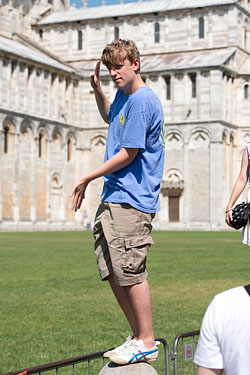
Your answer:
[244,284,250,296]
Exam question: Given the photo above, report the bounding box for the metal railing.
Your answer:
[171,330,200,375]
[1,338,169,375]
[1,331,200,375]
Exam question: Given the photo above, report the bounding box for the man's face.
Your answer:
[108,58,139,94]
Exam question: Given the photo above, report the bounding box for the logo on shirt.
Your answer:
[119,114,125,127]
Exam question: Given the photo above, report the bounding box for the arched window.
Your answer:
[154,22,160,43]
[199,17,205,39]
[164,76,171,100]
[67,138,72,161]
[4,126,9,154]
[39,29,43,39]
[189,73,197,98]
[38,133,43,157]
[244,84,249,99]
[114,26,119,40]
[78,30,82,50]
[38,131,46,158]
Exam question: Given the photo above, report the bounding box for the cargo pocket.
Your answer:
[121,235,154,275]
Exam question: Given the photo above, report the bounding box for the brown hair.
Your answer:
[101,39,140,71]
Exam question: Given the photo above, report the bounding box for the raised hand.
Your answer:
[91,58,101,91]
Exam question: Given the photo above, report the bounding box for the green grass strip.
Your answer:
[0,230,248,373]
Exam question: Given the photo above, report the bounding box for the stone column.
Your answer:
[61,135,66,223]
[210,138,224,229]
[31,123,37,223]
[27,66,35,116]
[0,59,2,106]
[183,138,189,228]
[10,60,18,110]
[0,113,4,222]
[6,59,11,109]
[13,117,22,223]
[50,73,59,120]
[210,70,223,119]
[46,132,52,223]
[99,362,158,375]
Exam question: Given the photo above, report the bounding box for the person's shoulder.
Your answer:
[214,286,246,304]
[204,287,245,319]
[134,86,162,108]
[135,86,158,99]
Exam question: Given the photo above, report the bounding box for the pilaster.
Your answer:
[210,139,225,229]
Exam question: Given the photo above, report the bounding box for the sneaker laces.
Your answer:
[115,335,133,351]
[120,339,156,354]
[125,335,133,344]
[120,340,142,354]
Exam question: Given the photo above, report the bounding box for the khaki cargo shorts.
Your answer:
[93,202,155,286]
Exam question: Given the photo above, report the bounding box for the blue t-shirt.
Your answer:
[101,86,165,213]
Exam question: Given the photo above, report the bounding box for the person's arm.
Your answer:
[197,366,222,375]
[91,59,110,124]
[225,146,249,226]
[71,147,138,212]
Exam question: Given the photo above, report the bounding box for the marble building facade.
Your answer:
[1,0,250,230]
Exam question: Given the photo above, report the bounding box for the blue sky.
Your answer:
[70,0,151,8]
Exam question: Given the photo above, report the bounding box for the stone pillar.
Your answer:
[0,114,3,222]
[183,139,189,228]
[27,66,35,116]
[98,362,158,375]
[13,117,22,223]
[6,58,11,109]
[210,139,224,229]
[49,73,58,120]
[46,133,52,222]
[210,70,223,119]
[31,123,37,223]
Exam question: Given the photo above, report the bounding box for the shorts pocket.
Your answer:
[121,235,154,275]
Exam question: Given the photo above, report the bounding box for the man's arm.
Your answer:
[71,147,138,211]
[197,366,222,375]
[91,59,110,124]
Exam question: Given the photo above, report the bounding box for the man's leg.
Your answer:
[126,279,155,348]
[108,274,155,348]
[108,274,139,339]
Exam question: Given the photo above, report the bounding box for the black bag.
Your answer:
[230,202,250,230]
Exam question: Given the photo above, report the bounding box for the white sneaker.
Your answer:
[109,339,159,365]
[103,336,134,358]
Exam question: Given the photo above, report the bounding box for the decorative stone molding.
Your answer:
[166,131,184,150]
[201,71,210,77]
[149,75,158,82]
[161,169,184,192]
[175,73,184,80]
[189,130,210,149]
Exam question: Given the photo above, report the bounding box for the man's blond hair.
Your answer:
[101,39,140,71]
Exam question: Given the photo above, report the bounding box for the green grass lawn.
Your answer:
[0,230,249,374]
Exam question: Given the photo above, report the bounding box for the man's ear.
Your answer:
[133,59,140,72]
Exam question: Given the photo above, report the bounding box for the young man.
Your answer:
[71,39,165,365]
[194,284,250,375]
